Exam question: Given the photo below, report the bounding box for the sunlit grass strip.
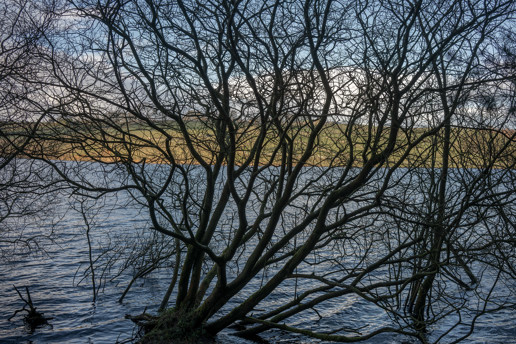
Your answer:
[2,121,514,169]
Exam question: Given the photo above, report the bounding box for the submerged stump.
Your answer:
[8,285,52,332]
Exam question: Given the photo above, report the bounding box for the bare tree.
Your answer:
[0,0,62,257]
[10,0,515,342]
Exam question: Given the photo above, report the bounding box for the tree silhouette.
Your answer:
[5,0,515,342]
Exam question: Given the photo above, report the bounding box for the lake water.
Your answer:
[0,162,515,343]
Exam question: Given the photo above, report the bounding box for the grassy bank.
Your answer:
[2,120,514,169]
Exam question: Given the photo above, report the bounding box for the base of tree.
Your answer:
[127,309,214,344]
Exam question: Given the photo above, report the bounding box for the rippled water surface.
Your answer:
[0,168,515,344]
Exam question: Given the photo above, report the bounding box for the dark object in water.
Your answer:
[8,285,53,332]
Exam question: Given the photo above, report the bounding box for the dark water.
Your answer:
[0,165,515,343]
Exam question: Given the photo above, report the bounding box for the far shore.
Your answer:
[2,121,514,170]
